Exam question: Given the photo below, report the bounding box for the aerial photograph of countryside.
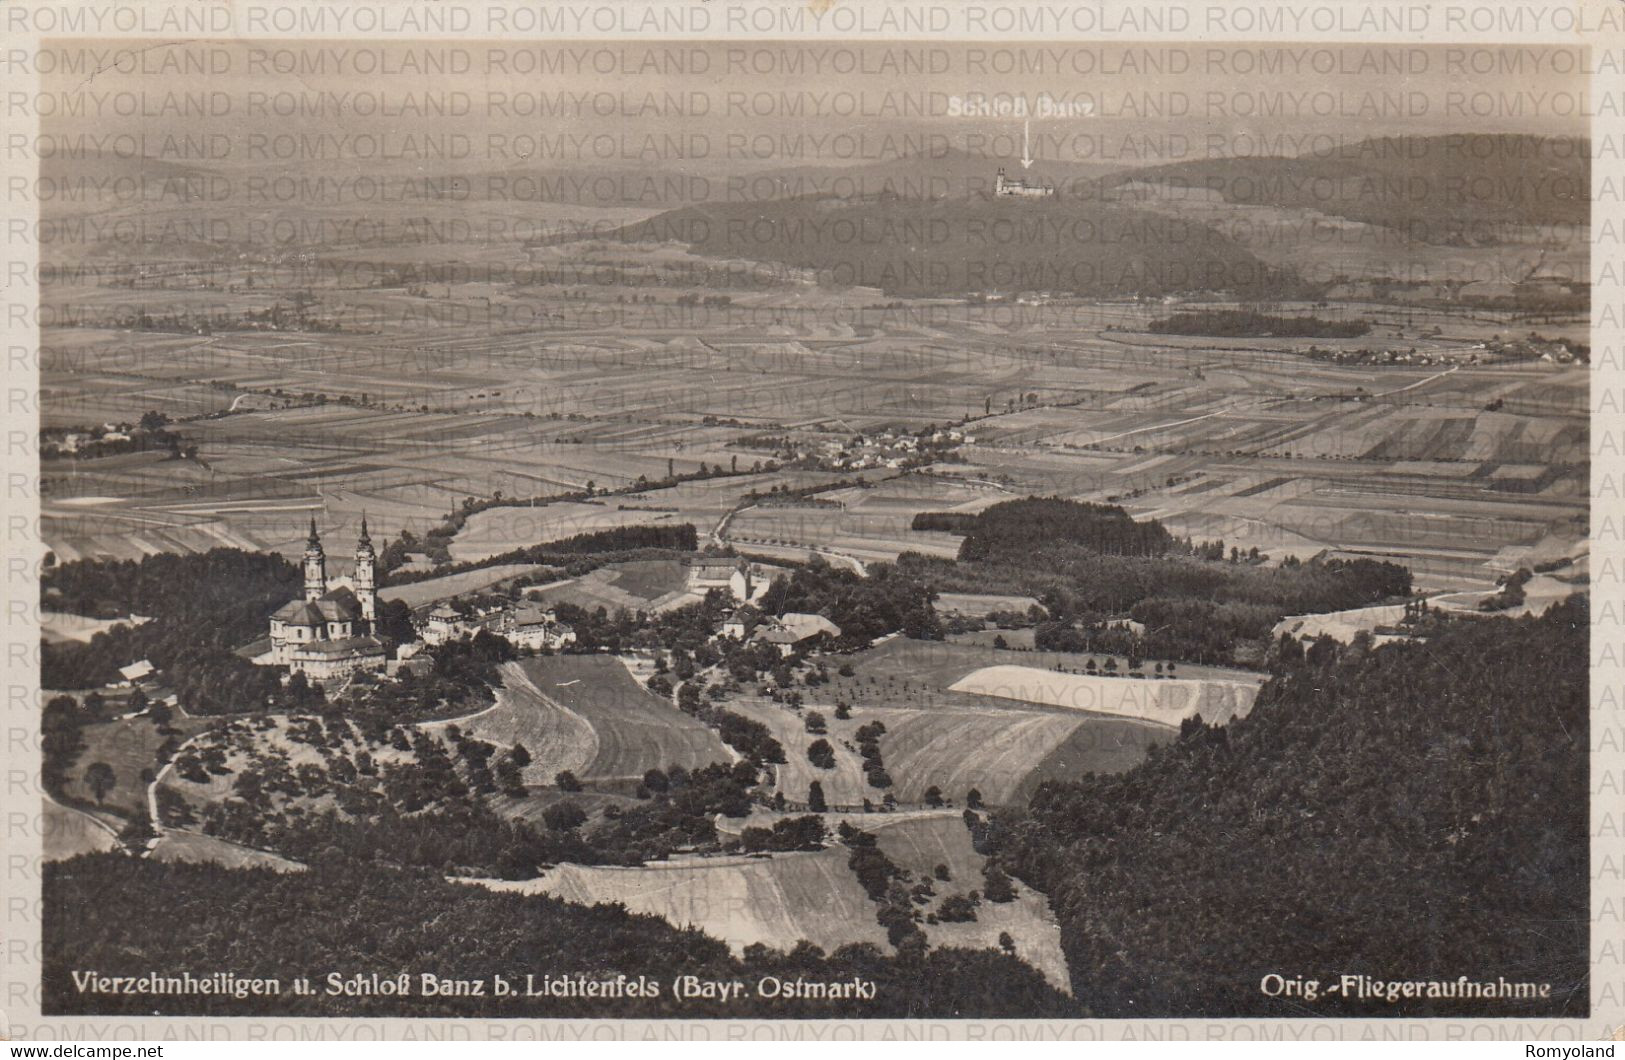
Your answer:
[36,39,1589,1019]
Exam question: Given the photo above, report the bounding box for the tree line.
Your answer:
[897,499,1409,666]
[983,597,1588,1017]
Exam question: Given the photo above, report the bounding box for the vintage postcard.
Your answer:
[3,0,1620,1042]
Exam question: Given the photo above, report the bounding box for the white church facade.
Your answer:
[264,518,388,681]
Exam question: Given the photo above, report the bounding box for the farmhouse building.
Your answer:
[718,607,761,640]
[686,555,778,603]
[419,600,575,652]
[421,604,468,645]
[497,603,577,651]
[263,518,387,681]
[756,612,842,655]
[117,659,155,686]
[684,554,740,593]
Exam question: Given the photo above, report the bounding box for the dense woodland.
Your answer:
[759,559,943,645]
[42,550,302,709]
[902,498,1409,665]
[915,498,1175,559]
[44,854,1076,1018]
[984,598,1589,1017]
[605,193,1297,299]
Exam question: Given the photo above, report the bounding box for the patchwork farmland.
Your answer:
[34,50,1592,1018]
[443,657,728,785]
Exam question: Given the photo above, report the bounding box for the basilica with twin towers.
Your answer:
[262,516,388,681]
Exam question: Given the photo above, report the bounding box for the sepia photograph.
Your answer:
[22,31,1597,1027]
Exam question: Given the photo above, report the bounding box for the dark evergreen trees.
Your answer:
[987,598,1589,1017]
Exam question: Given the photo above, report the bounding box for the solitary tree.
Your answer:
[807,739,836,770]
[808,780,827,813]
[965,787,984,810]
[982,864,1017,903]
[923,785,944,808]
[84,761,116,806]
[543,801,587,831]
[554,770,582,792]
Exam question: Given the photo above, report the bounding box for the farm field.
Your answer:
[380,563,551,609]
[148,829,305,873]
[1272,570,1583,644]
[40,610,149,644]
[429,663,599,784]
[821,637,1261,711]
[727,697,873,807]
[60,714,214,818]
[462,847,889,956]
[38,147,1588,588]
[868,813,1069,989]
[525,559,695,614]
[948,666,1260,727]
[42,311,1586,590]
[447,657,727,785]
[695,808,1072,988]
[723,476,1000,563]
[41,798,122,860]
[777,638,1223,804]
[856,707,1093,806]
[1015,719,1172,801]
[449,505,681,564]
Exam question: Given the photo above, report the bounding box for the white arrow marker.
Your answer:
[1020,119,1034,169]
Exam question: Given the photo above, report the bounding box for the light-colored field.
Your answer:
[461,847,888,955]
[40,610,149,644]
[525,560,693,614]
[437,662,599,784]
[379,563,550,609]
[449,505,679,563]
[148,829,305,872]
[728,698,871,807]
[948,666,1258,727]
[450,657,727,784]
[723,476,997,564]
[869,813,1069,990]
[860,707,1088,806]
[41,797,122,860]
[1274,573,1581,644]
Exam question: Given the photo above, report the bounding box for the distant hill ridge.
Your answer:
[580,193,1293,298]
[1104,133,1589,238]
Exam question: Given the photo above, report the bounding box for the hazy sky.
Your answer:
[38,40,1591,172]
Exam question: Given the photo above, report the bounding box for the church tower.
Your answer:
[354,514,377,631]
[303,517,327,601]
